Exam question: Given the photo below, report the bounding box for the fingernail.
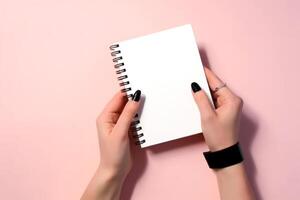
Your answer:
[191,82,201,93]
[132,90,141,102]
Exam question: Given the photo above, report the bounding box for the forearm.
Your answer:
[81,167,125,200]
[215,163,254,200]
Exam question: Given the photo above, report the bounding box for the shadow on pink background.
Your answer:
[1,0,299,199]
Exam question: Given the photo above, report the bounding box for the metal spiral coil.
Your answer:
[116,68,126,74]
[119,81,130,86]
[121,87,131,93]
[130,120,145,145]
[110,43,145,146]
[114,63,124,68]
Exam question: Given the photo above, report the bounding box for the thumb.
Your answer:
[115,90,141,138]
[191,82,215,120]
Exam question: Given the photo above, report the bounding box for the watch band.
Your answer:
[203,142,244,169]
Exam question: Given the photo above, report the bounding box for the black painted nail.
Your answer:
[191,82,201,93]
[132,90,141,102]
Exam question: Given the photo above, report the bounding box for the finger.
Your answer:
[114,90,141,138]
[97,91,127,126]
[102,91,127,114]
[191,82,216,120]
[204,67,234,97]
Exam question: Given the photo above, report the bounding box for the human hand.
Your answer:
[96,90,141,178]
[81,90,141,200]
[191,67,243,152]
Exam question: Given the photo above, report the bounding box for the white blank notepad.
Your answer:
[110,24,213,148]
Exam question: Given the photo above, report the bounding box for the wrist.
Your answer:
[215,162,244,175]
[207,136,238,152]
[208,141,237,152]
[82,166,126,200]
[97,165,127,184]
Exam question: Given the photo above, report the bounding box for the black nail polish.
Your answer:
[191,82,201,93]
[132,90,141,102]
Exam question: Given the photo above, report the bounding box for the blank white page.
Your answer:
[115,24,212,148]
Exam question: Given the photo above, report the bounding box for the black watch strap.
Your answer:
[203,142,244,169]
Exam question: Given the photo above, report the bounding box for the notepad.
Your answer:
[109,24,213,148]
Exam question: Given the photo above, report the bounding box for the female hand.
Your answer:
[191,67,254,200]
[81,90,141,200]
[191,67,243,151]
[96,90,141,177]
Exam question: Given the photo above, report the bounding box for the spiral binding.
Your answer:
[110,44,146,145]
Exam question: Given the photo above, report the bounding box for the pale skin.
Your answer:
[81,67,255,200]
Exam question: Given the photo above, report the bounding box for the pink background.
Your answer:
[1,0,299,199]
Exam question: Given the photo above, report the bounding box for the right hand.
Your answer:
[191,67,243,152]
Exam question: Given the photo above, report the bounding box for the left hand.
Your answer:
[96,90,141,178]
